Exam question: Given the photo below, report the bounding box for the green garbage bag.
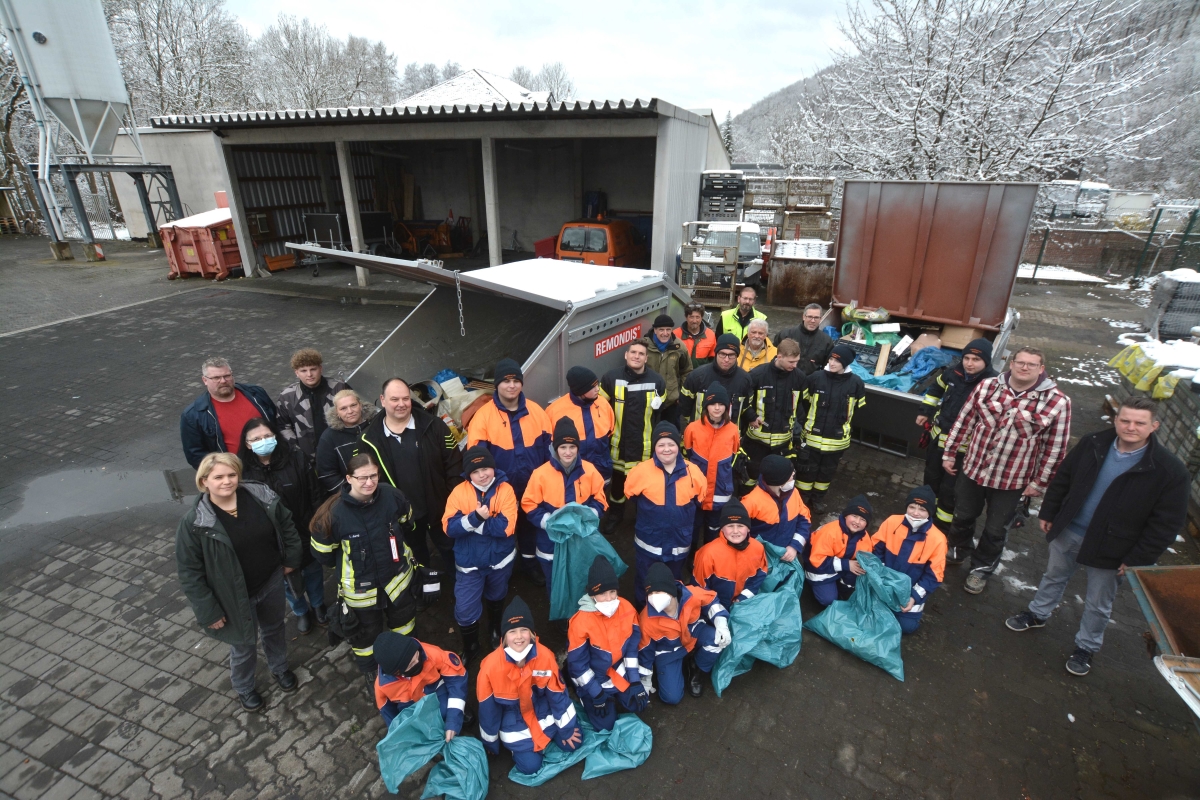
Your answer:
[545,504,628,620]
[803,551,911,681]
[377,694,489,800]
[712,541,805,696]
[507,703,654,785]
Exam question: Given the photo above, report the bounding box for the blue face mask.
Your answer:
[250,437,277,456]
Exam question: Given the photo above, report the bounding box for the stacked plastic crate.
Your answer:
[779,177,835,242]
[741,176,787,228]
[699,171,745,222]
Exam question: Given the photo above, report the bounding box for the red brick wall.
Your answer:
[1020,228,1147,274]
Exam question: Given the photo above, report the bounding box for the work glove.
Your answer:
[640,673,656,695]
[620,681,649,713]
[713,616,731,649]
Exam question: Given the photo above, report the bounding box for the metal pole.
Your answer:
[1030,227,1051,281]
[61,166,95,244]
[131,172,161,248]
[161,169,184,220]
[1169,208,1198,270]
[1132,207,1164,283]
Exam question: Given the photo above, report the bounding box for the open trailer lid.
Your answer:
[833,180,1038,332]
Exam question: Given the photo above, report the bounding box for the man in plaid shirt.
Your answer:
[942,347,1072,594]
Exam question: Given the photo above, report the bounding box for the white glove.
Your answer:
[650,395,663,410]
[589,506,601,519]
[640,674,656,695]
[713,616,731,649]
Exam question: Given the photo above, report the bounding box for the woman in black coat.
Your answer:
[239,417,327,633]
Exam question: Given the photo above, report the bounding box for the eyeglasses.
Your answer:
[246,434,274,444]
[349,473,379,483]
[803,314,822,321]
[1012,360,1041,369]
[204,373,234,382]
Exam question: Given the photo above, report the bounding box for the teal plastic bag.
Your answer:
[545,504,628,620]
[803,551,911,681]
[507,703,653,786]
[377,694,489,800]
[712,541,805,696]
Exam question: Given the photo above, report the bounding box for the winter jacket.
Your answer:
[466,393,552,494]
[315,404,378,494]
[276,376,349,462]
[361,405,463,525]
[919,361,997,450]
[679,361,754,427]
[747,361,809,449]
[442,470,518,572]
[775,325,834,376]
[719,306,767,341]
[375,642,468,730]
[547,393,615,480]
[742,479,811,551]
[737,337,777,372]
[693,536,768,608]
[241,439,321,568]
[799,369,866,452]
[674,323,717,367]
[637,583,728,675]
[871,516,946,614]
[943,371,1072,493]
[806,517,873,588]
[566,595,642,700]
[522,456,607,561]
[477,639,580,755]
[180,383,277,468]
[624,456,707,562]
[1039,429,1189,570]
[639,335,693,406]
[309,484,418,612]
[600,365,667,472]
[683,417,740,511]
[175,482,302,646]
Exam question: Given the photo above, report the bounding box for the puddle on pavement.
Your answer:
[1,467,178,528]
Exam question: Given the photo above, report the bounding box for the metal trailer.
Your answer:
[832,180,1039,457]
[1127,565,1200,727]
[287,244,690,403]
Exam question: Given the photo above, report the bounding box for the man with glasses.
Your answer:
[942,347,1072,594]
[776,304,834,376]
[181,356,278,468]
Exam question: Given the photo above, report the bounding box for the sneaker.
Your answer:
[239,689,264,712]
[945,547,967,565]
[1005,611,1047,632]
[963,572,988,594]
[273,670,298,693]
[1065,648,1093,676]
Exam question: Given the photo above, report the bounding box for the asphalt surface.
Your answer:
[0,236,1197,799]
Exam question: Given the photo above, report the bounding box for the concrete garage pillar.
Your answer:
[219,144,260,277]
[480,135,502,267]
[335,140,370,287]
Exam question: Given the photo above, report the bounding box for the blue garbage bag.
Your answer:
[377,694,489,799]
[507,702,653,786]
[899,347,954,381]
[803,552,911,681]
[849,361,915,392]
[545,504,628,621]
[712,541,805,696]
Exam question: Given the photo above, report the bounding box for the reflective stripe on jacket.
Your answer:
[466,394,552,493]
[547,393,615,480]
[806,518,873,584]
[683,417,740,510]
[871,515,947,612]
[679,362,754,427]
[742,480,811,550]
[624,456,707,561]
[375,642,468,730]
[800,369,866,452]
[675,324,717,367]
[477,640,579,755]
[693,535,768,608]
[566,598,641,699]
[522,457,607,560]
[637,583,727,674]
[442,471,518,572]
[747,361,807,447]
[600,365,667,472]
[719,307,767,342]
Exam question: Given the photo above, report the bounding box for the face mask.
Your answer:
[249,437,277,456]
[402,650,426,677]
[504,643,533,662]
[471,477,495,492]
[781,479,795,492]
[594,599,620,617]
[725,536,751,551]
[647,593,672,612]
[905,514,929,530]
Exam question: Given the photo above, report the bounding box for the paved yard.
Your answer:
[0,239,1196,799]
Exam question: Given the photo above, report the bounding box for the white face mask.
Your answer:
[647,593,672,612]
[594,599,620,617]
[905,514,929,530]
[781,479,795,492]
[504,643,533,662]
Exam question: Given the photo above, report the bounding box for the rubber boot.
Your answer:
[600,505,622,537]
[685,654,704,698]
[487,601,503,649]
[460,622,481,664]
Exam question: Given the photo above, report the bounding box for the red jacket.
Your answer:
[675,324,717,366]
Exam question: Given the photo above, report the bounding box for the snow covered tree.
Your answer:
[721,111,736,157]
[0,33,38,230]
[509,63,576,101]
[509,65,535,89]
[771,0,1176,181]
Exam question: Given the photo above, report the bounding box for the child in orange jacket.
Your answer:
[683,384,741,548]
[693,500,769,609]
[806,495,874,606]
[871,486,947,634]
[372,631,468,737]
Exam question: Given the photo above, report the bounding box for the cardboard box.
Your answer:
[941,325,985,349]
[910,333,942,354]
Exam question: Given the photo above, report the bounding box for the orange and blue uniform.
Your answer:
[806,518,874,605]
[467,393,552,569]
[374,641,468,730]
[624,456,707,607]
[566,597,643,730]
[683,416,740,544]
[521,457,607,586]
[693,535,768,609]
[547,393,615,481]
[871,515,947,634]
[443,470,518,626]
[476,637,580,773]
[637,583,727,705]
[742,479,811,552]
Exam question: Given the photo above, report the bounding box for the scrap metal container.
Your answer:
[287,245,690,403]
[160,207,242,280]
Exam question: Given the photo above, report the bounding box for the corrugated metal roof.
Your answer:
[151,98,661,130]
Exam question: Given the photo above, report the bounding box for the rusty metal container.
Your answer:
[767,255,835,308]
[834,181,1038,332]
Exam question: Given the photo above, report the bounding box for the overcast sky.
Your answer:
[233,0,852,117]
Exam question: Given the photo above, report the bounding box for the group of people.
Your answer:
[174,294,1190,775]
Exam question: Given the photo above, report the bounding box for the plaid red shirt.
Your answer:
[943,372,1072,492]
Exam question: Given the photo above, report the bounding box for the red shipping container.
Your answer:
[534,235,558,259]
[160,208,242,280]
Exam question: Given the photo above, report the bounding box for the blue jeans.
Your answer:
[283,560,326,616]
[1027,529,1121,653]
[229,568,289,695]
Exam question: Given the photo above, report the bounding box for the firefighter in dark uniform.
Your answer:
[796,342,866,512]
[744,337,807,487]
[599,341,667,536]
[679,333,754,428]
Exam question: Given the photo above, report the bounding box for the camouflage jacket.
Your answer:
[276,376,349,461]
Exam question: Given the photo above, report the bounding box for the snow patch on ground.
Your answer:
[1103,318,1141,329]
[1003,575,1039,592]
[1055,355,1120,387]
[1018,264,1106,283]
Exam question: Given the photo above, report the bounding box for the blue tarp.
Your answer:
[899,347,955,381]
[849,361,916,392]
[545,504,628,621]
[377,694,489,799]
[803,552,911,681]
[507,703,653,786]
[712,541,805,696]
